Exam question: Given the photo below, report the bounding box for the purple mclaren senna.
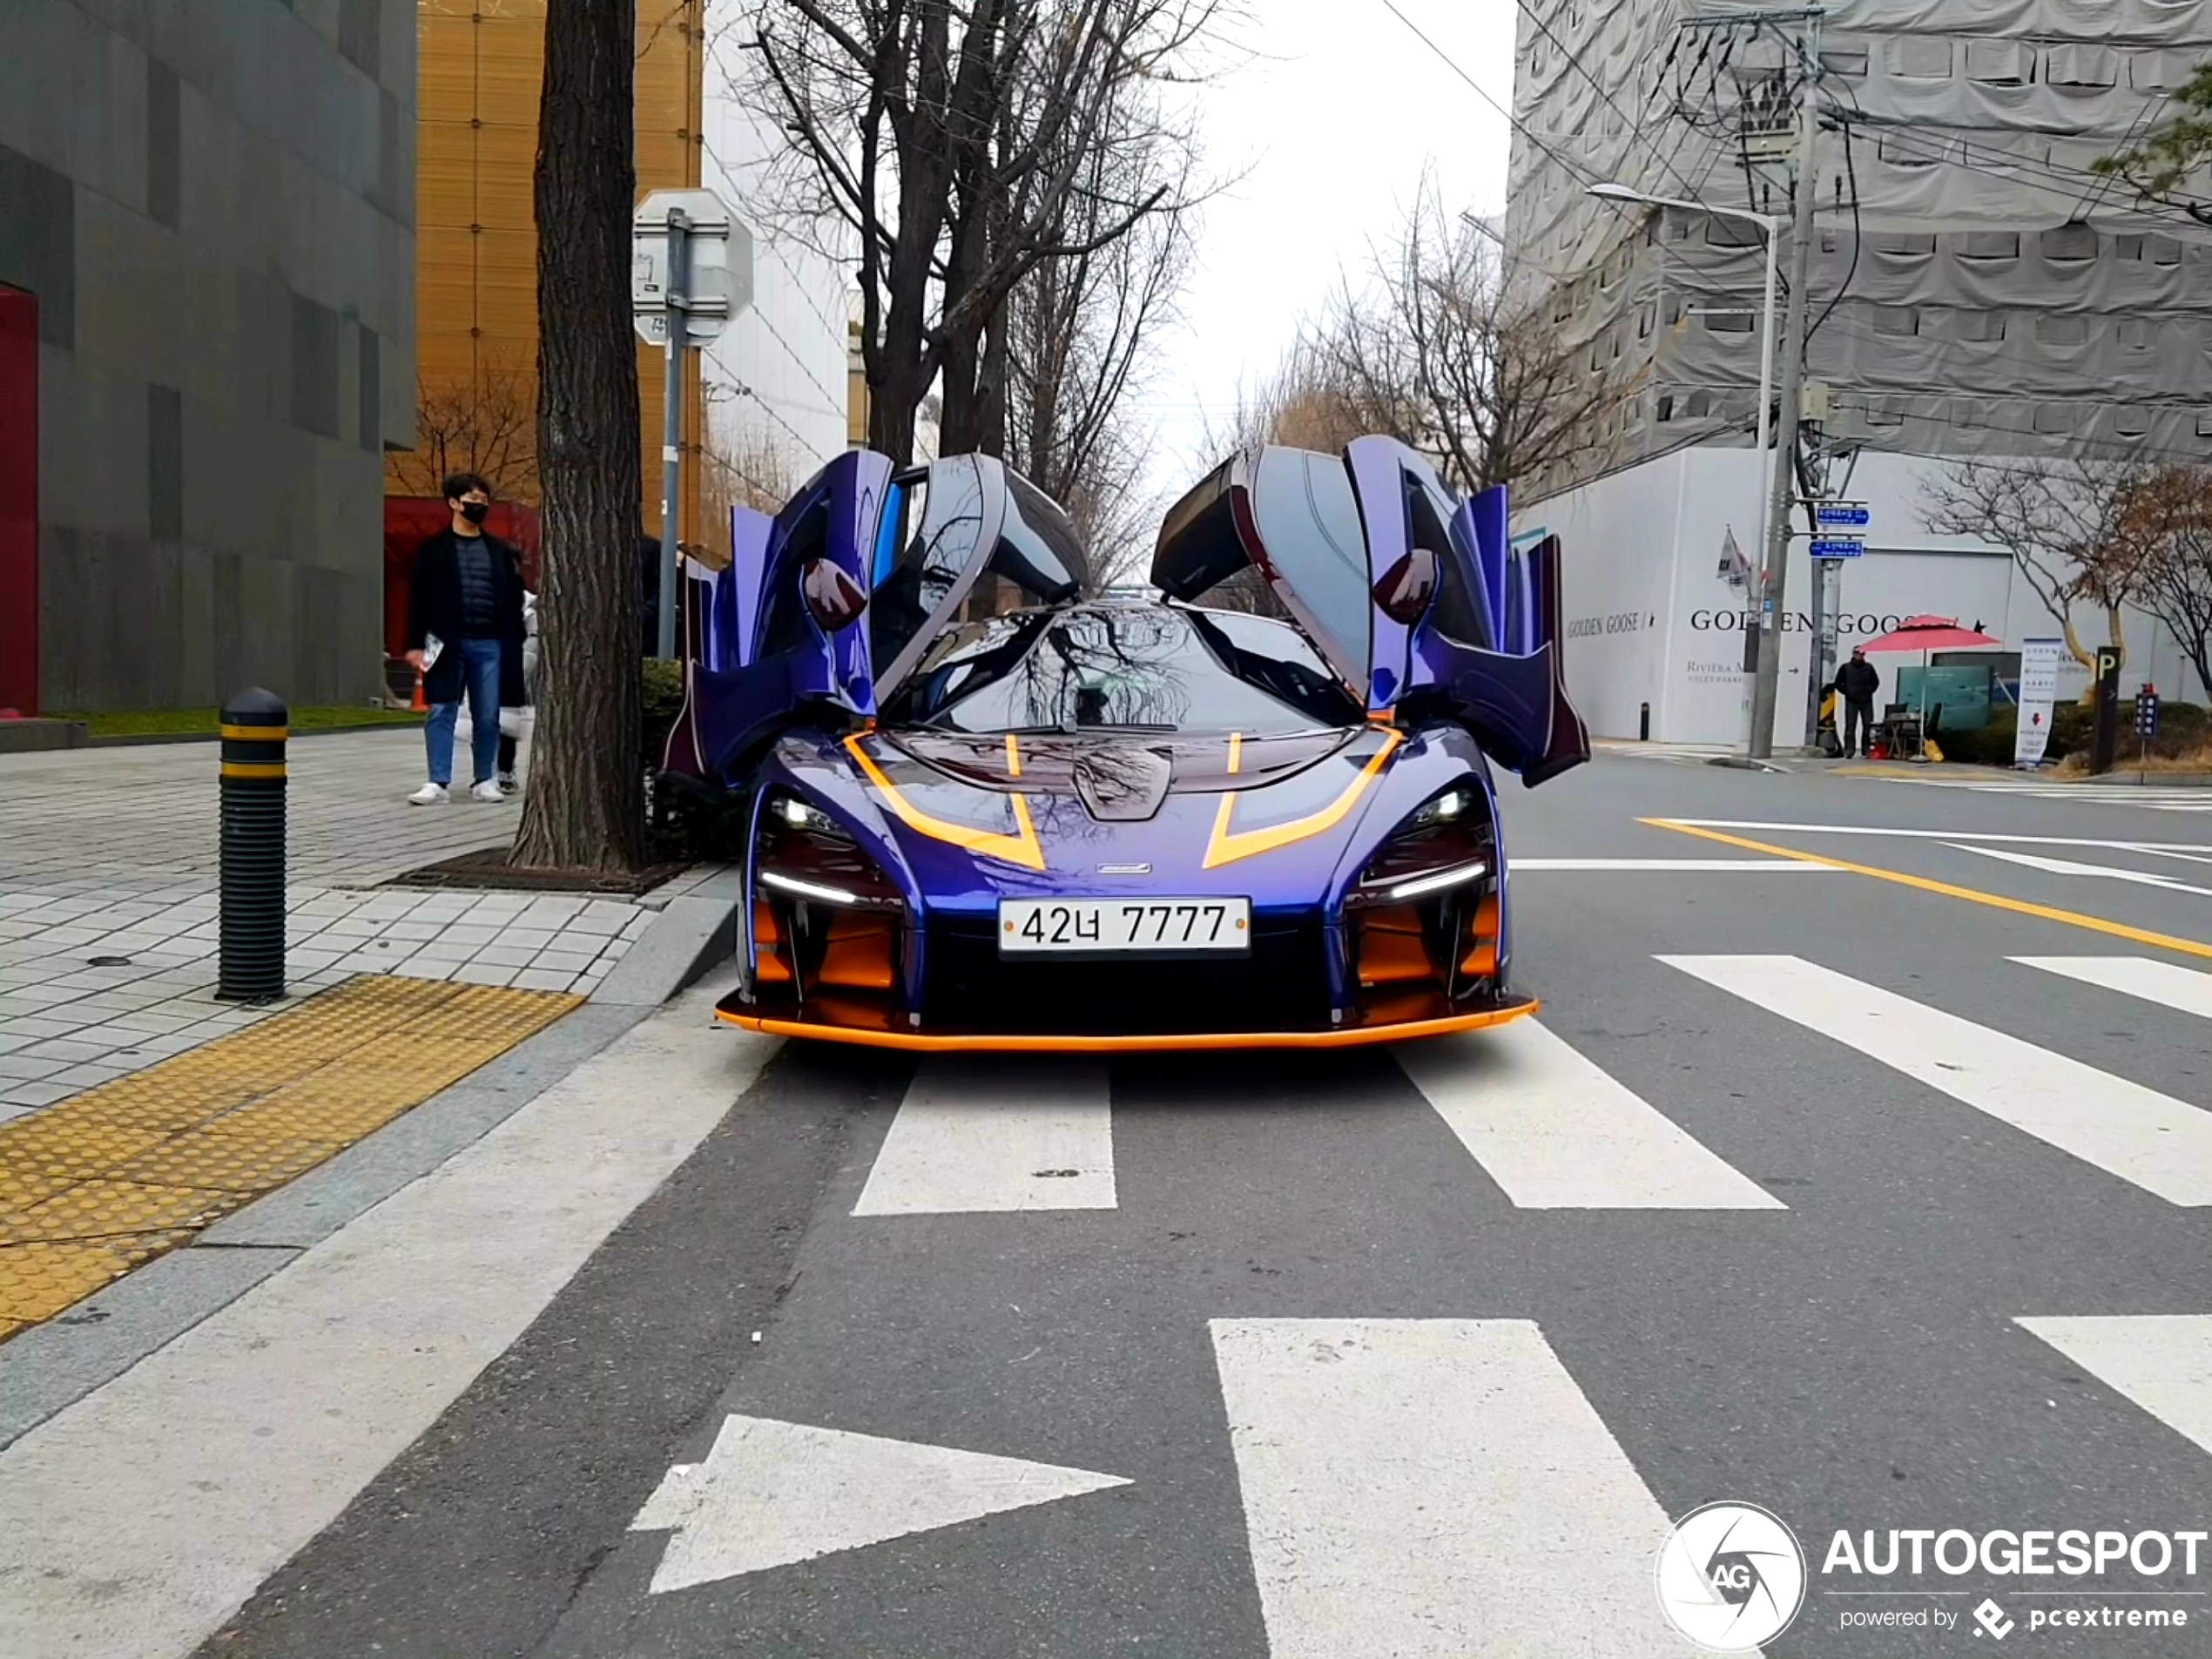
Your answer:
[659,435,1588,1051]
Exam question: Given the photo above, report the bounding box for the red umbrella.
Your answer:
[1853,616,2004,757]
[1857,615,2003,654]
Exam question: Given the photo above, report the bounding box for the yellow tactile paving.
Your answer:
[0,975,579,1338]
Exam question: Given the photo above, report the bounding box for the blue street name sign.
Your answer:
[1814,503,1871,528]
[1811,537,1865,559]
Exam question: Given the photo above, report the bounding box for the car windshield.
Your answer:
[882,605,1360,736]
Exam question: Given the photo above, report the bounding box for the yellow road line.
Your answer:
[0,975,578,1336]
[1641,818,2212,961]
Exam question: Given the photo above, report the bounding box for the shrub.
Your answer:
[1934,699,2205,767]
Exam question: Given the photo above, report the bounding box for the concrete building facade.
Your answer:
[3,0,417,714]
[1503,0,2212,743]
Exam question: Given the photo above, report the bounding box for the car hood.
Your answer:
[772,724,1486,915]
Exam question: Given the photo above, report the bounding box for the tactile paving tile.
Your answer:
[0,1179,229,1245]
[0,974,578,1339]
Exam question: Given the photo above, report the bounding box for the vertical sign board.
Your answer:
[2013,638,2061,768]
[0,286,36,714]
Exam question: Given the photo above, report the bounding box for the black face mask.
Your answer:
[457,500,490,526]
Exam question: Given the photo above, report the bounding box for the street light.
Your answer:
[1588,183,1783,750]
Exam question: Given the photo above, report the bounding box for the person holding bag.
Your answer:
[404,472,526,805]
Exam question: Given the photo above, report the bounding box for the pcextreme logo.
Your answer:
[1655,1502,1808,1651]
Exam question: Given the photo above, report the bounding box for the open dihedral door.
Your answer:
[1150,438,1588,786]
[1150,446,1383,710]
[663,448,893,792]
[1414,472,1588,786]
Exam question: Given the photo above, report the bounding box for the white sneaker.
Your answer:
[497,771,519,796]
[408,782,450,806]
[469,780,505,803]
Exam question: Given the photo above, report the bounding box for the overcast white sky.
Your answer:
[1134,0,1521,490]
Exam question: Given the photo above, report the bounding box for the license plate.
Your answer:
[999,898,1251,954]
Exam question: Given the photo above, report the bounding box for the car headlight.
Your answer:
[772,793,847,838]
[1403,787,1470,834]
[1352,785,1494,905]
[757,792,900,911]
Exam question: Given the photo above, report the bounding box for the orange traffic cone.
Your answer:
[410,667,428,711]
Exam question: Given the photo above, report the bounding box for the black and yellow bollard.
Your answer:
[218,688,288,1003]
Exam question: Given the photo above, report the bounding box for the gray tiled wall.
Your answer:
[0,0,416,711]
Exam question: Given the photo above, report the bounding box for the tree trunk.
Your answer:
[512,0,646,874]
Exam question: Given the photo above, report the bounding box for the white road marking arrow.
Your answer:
[629,1415,1130,1593]
[1947,842,2212,897]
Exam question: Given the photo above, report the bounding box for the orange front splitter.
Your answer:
[714,999,1538,1053]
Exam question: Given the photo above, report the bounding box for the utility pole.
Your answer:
[1746,11,1821,759]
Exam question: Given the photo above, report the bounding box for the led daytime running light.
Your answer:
[761,869,862,907]
[1382,861,1489,902]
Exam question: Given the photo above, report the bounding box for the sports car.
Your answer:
[660,435,1588,1050]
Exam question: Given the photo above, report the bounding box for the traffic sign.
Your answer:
[1810,537,1865,559]
[1813,502,1870,528]
[632,187,752,347]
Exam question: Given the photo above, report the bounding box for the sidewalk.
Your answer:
[0,730,693,1121]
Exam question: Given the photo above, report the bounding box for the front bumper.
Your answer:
[714,995,1538,1052]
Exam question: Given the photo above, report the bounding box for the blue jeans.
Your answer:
[425,636,502,786]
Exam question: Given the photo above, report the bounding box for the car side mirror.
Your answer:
[1372,547,1438,626]
[802,558,868,631]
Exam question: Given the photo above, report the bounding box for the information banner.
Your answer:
[2014,637,2063,768]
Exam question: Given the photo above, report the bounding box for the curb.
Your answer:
[82,719,426,749]
[0,719,89,754]
[592,868,745,1007]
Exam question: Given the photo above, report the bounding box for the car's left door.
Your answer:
[683,448,892,785]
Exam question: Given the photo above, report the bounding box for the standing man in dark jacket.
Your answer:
[404,472,526,804]
[1835,645,1881,759]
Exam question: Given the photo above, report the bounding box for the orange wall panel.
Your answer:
[474,17,545,113]
[417,16,476,108]
[416,121,477,231]
[404,0,705,522]
[473,123,538,232]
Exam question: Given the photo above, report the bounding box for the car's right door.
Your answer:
[1402,466,1589,786]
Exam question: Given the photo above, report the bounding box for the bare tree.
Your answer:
[695,419,799,565]
[1314,172,1642,497]
[1004,116,1197,589]
[747,0,1229,468]
[2107,466,2212,701]
[387,359,539,502]
[1922,458,2138,678]
[512,0,647,875]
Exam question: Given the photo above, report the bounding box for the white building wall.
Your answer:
[1525,448,2194,747]
[698,7,852,489]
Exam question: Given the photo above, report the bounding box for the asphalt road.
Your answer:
[138,756,2212,1655]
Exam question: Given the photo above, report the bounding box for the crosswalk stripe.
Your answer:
[1396,1022,1783,1209]
[2015,1317,2212,1459]
[1662,955,2212,1206]
[1210,1318,1698,1657]
[2014,955,2212,1021]
[852,1057,1114,1215]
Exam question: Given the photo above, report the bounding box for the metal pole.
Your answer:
[1748,19,1820,759]
[656,208,689,663]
